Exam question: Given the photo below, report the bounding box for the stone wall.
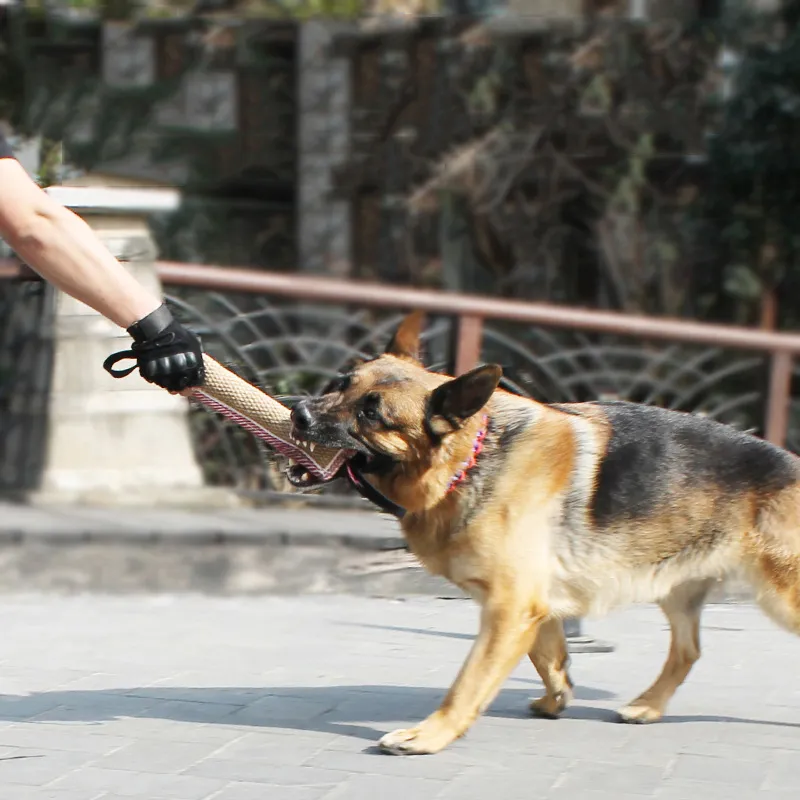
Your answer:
[297,20,353,276]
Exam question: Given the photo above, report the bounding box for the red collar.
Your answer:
[445,415,489,494]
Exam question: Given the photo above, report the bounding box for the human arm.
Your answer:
[0,144,162,329]
[0,134,203,391]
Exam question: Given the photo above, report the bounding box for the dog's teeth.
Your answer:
[287,458,295,467]
[309,443,316,453]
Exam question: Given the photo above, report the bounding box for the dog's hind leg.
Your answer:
[528,617,574,719]
[618,578,714,724]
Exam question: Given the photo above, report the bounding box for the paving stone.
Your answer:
[0,790,108,800]
[96,740,222,774]
[207,783,332,800]
[305,747,465,780]
[437,766,559,799]
[48,766,225,799]
[655,781,798,800]
[0,749,98,786]
[185,760,344,787]
[553,762,669,795]
[668,752,767,788]
[322,773,445,800]
[0,726,133,755]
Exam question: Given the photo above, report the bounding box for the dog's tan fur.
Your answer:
[291,312,800,755]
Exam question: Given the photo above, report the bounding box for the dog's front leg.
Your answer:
[379,598,545,755]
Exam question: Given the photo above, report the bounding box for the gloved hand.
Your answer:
[103,304,205,392]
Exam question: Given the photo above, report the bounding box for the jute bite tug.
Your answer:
[105,349,350,485]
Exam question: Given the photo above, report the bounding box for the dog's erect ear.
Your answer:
[386,311,425,363]
[427,364,502,436]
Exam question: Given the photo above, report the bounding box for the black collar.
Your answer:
[344,461,406,519]
[342,417,489,520]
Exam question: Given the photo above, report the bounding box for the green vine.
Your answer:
[701,0,800,326]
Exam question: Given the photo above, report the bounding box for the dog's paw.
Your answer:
[378,719,457,756]
[529,688,572,719]
[617,703,662,724]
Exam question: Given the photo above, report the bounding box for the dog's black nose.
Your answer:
[292,401,313,431]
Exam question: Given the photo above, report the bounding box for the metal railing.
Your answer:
[155,260,800,449]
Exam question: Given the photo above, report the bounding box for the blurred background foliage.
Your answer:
[1,0,799,329]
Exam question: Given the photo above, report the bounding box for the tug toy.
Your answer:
[193,354,348,484]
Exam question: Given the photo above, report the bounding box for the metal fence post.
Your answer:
[563,617,614,654]
[765,350,793,447]
[452,313,484,376]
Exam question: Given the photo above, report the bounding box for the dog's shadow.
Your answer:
[0,683,795,741]
[0,683,616,741]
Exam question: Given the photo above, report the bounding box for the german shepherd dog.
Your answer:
[289,312,800,756]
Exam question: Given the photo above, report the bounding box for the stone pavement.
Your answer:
[0,501,404,549]
[0,594,798,799]
[0,500,455,596]
[0,501,753,600]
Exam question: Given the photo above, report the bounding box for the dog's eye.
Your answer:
[360,394,382,423]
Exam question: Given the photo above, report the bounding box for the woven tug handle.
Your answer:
[191,354,347,482]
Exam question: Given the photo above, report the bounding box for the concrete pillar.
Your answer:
[29,184,237,508]
[297,19,353,277]
[489,0,585,29]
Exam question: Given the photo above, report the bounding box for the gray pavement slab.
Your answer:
[0,595,797,798]
[0,501,403,548]
[0,502,756,601]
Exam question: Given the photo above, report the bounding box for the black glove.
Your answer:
[103,304,205,392]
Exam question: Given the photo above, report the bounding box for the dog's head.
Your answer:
[287,312,502,503]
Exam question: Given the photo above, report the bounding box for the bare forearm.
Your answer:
[9,205,161,329]
[0,156,161,329]
[0,143,204,391]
